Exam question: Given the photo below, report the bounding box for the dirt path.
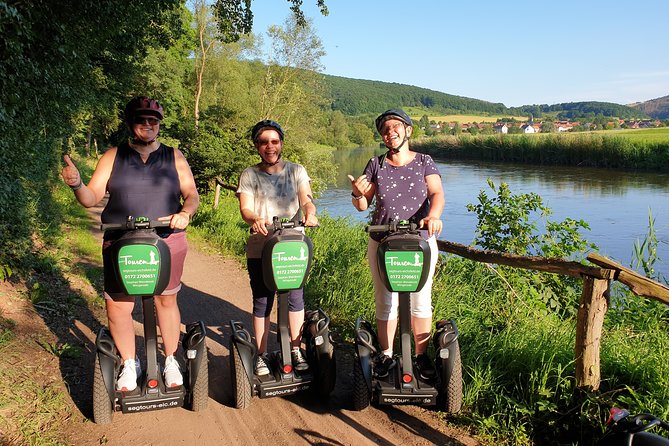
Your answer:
[57,204,479,446]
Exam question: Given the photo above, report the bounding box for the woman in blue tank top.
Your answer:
[61,97,199,392]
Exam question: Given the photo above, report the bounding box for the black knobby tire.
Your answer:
[230,343,252,409]
[190,349,209,412]
[92,356,113,424]
[440,341,463,413]
[352,356,371,411]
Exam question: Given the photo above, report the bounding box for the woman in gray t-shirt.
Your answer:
[236,120,318,377]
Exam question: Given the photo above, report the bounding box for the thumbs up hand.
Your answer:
[62,154,82,187]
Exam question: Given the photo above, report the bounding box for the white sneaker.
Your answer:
[117,358,140,392]
[164,355,183,388]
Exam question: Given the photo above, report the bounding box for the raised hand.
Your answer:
[62,154,82,187]
[347,174,371,197]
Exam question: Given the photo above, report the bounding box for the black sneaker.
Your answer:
[414,353,437,380]
[373,354,396,378]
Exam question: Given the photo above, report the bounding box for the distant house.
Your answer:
[494,123,508,134]
[520,123,535,134]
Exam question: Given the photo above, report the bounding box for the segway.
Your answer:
[229,217,336,408]
[92,216,208,424]
[352,219,463,412]
[597,408,669,446]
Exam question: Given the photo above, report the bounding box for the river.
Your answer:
[315,146,669,280]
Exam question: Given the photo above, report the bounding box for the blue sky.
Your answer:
[250,0,669,108]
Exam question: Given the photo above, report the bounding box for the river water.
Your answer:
[315,147,669,279]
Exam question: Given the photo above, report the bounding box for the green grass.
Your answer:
[413,132,669,170]
[590,127,669,144]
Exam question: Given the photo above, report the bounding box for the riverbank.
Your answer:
[412,130,669,170]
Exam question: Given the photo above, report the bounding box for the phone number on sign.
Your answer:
[123,274,156,279]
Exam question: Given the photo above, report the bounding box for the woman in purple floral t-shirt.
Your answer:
[348,109,445,380]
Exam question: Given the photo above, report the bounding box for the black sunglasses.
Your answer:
[133,116,161,125]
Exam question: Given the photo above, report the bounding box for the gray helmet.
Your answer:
[375,109,412,133]
[251,120,284,142]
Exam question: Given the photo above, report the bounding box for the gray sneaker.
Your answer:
[255,354,270,376]
[291,348,309,372]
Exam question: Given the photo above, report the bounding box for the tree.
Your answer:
[212,0,328,40]
[541,120,555,133]
[255,16,327,144]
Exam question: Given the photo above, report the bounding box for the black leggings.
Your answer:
[247,258,305,317]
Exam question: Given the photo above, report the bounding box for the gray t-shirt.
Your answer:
[363,152,441,240]
[237,161,311,257]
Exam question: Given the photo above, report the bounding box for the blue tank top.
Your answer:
[101,142,182,238]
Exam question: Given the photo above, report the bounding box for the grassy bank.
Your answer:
[412,132,669,170]
[194,190,669,445]
[0,177,106,445]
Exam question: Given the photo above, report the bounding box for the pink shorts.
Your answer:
[103,231,188,299]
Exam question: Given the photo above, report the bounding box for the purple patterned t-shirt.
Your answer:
[363,152,441,239]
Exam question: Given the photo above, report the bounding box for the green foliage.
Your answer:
[466,180,595,318]
[180,122,254,192]
[0,0,185,274]
[513,101,649,121]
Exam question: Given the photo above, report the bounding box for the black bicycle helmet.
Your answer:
[124,96,164,123]
[375,109,412,133]
[251,119,284,142]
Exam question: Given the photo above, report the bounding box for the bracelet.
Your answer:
[70,180,83,191]
[351,192,364,200]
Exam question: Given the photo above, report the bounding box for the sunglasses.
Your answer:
[133,116,161,125]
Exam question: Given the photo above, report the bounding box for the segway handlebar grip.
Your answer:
[100,217,173,231]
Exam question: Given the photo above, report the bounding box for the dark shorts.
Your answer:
[247,258,304,317]
[103,231,188,299]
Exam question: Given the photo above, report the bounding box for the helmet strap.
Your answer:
[260,151,282,167]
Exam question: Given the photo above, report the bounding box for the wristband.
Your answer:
[70,180,83,191]
[351,192,364,200]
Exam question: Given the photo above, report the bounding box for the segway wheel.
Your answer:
[230,343,252,409]
[352,356,370,411]
[440,341,463,413]
[190,350,209,412]
[92,356,113,424]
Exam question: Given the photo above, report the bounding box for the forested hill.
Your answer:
[320,73,649,119]
[321,74,510,115]
[629,95,669,120]
[513,101,649,120]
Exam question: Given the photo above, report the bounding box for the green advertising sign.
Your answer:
[384,250,424,292]
[117,244,161,295]
[271,241,309,291]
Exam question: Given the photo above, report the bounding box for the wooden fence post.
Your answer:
[214,182,221,209]
[575,275,609,391]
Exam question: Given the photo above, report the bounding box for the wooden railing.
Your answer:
[436,239,669,391]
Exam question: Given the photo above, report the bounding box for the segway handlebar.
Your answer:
[366,219,418,234]
[253,216,318,234]
[100,216,172,231]
[599,408,669,444]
